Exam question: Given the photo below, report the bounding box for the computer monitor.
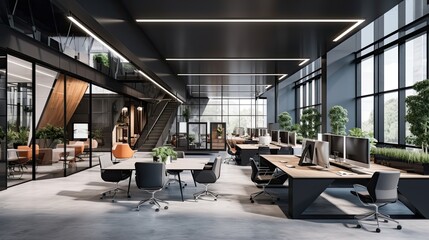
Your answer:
[280,131,289,144]
[330,135,345,158]
[345,136,370,168]
[288,132,296,146]
[271,130,279,143]
[73,123,88,140]
[314,141,330,168]
[299,139,316,166]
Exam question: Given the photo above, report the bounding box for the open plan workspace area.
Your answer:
[1,0,429,239]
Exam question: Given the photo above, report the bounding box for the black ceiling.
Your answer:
[76,0,403,98]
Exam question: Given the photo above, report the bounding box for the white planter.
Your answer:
[164,156,171,164]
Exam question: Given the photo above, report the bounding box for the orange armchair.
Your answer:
[112,143,136,160]
[17,144,39,161]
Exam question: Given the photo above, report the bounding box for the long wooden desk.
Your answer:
[261,155,429,219]
[107,157,209,201]
[235,144,280,166]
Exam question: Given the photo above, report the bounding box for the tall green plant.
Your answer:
[406,79,429,153]
[278,112,292,131]
[299,108,321,139]
[329,105,348,135]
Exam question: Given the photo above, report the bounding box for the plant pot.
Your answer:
[374,154,429,175]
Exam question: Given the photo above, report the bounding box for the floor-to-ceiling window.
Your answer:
[295,73,322,123]
[356,0,427,147]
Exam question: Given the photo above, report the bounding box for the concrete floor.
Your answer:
[0,153,428,240]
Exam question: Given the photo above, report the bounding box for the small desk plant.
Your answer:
[152,146,177,164]
[216,125,223,139]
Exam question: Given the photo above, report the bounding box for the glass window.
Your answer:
[361,22,374,55]
[384,93,398,143]
[361,96,374,134]
[299,86,303,108]
[202,105,221,116]
[405,34,427,87]
[384,6,398,36]
[383,46,398,91]
[240,105,252,115]
[361,56,374,96]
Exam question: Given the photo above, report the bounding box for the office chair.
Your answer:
[277,146,293,155]
[166,151,187,188]
[224,140,237,164]
[254,146,271,168]
[249,158,286,204]
[351,171,402,233]
[99,155,132,202]
[193,156,222,201]
[135,162,169,212]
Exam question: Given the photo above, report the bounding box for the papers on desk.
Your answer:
[336,171,356,176]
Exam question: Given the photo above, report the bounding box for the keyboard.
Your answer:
[350,167,374,175]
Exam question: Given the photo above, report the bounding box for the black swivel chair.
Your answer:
[249,158,286,204]
[255,146,271,168]
[277,146,293,155]
[99,156,132,202]
[193,156,222,201]
[135,162,169,212]
[224,140,237,164]
[166,151,187,188]
[351,171,402,233]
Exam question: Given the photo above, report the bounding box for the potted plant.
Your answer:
[406,79,429,153]
[36,124,64,148]
[299,108,321,139]
[188,134,195,146]
[278,111,293,131]
[182,107,190,122]
[329,105,348,135]
[216,125,223,139]
[152,146,177,164]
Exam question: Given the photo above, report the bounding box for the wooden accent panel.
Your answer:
[38,75,88,128]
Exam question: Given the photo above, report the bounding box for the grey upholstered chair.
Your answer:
[135,162,168,212]
[99,155,132,202]
[166,151,187,188]
[351,171,402,233]
[192,156,222,201]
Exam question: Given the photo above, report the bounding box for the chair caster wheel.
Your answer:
[356,224,361,229]
[249,197,252,200]
[277,197,280,200]
[127,195,131,199]
[100,197,103,199]
[184,183,187,186]
[271,201,275,204]
[214,198,217,201]
[111,199,116,203]
[155,208,160,212]
[376,228,381,233]
[384,219,388,223]
[251,200,254,203]
[397,225,402,230]
[164,206,168,210]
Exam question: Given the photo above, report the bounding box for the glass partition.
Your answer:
[187,122,207,150]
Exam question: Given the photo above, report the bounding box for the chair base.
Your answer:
[250,187,278,204]
[223,156,236,164]
[100,187,129,202]
[356,211,402,233]
[165,178,187,188]
[135,191,168,212]
[194,184,218,201]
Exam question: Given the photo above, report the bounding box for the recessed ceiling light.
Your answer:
[187,84,269,87]
[136,19,365,42]
[68,16,128,63]
[166,58,310,66]
[137,70,184,103]
[278,74,288,80]
[178,73,287,76]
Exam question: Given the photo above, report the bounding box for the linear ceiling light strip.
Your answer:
[137,19,365,42]
[178,73,286,76]
[67,16,183,103]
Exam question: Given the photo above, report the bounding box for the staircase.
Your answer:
[136,101,178,151]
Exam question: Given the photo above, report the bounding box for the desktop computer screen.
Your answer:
[288,132,296,146]
[314,140,330,168]
[280,131,289,144]
[271,130,279,142]
[345,136,370,168]
[330,135,345,158]
[299,139,316,165]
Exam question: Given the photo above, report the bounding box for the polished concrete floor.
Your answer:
[0,153,428,240]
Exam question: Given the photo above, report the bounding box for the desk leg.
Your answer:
[288,178,333,219]
[398,179,429,219]
[178,172,184,202]
[191,170,197,187]
[127,170,133,198]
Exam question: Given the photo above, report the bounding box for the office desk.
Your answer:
[261,155,429,219]
[235,144,280,166]
[106,158,209,201]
